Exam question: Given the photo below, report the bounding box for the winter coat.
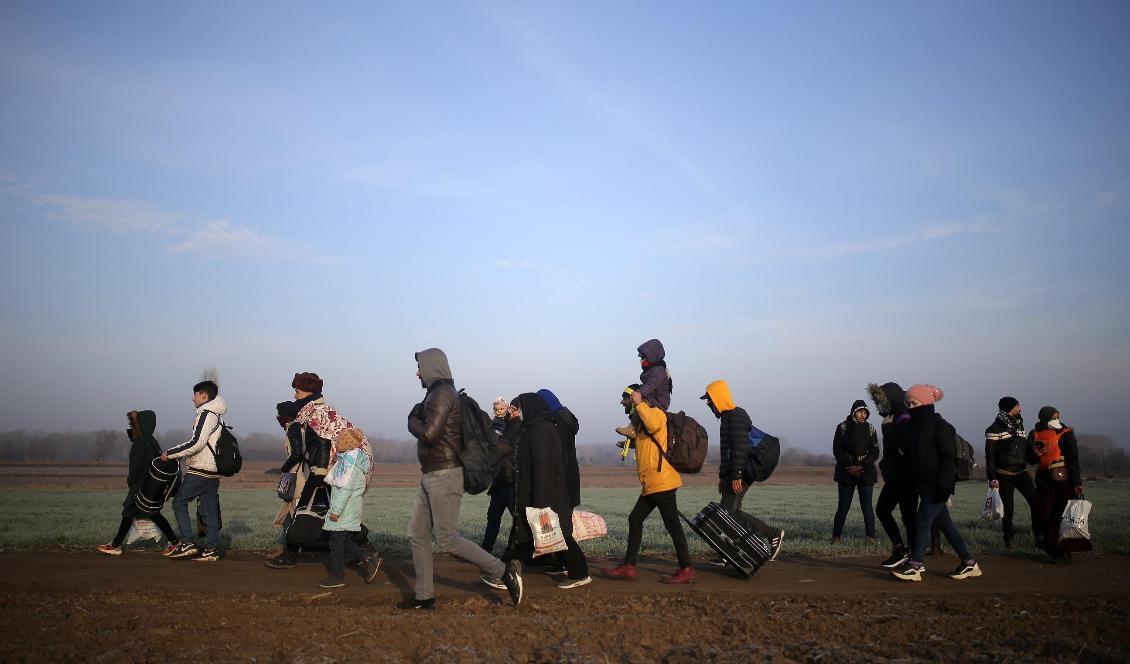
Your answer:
[903,403,958,499]
[323,449,370,532]
[637,339,672,411]
[705,380,752,482]
[538,389,581,508]
[124,410,161,508]
[165,396,228,478]
[407,348,463,473]
[510,393,573,545]
[1028,423,1083,488]
[281,394,331,475]
[634,402,682,496]
[833,400,880,485]
[488,415,516,490]
[868,382,911,483]
[985,412,1029,476]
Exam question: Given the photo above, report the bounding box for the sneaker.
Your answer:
[160,542,180,557]
[600,564,637,581]
[880,547,909,569]
[556,575,592,589]
[707,558,727,568]
[194,547,220,562]
[615,426,637,439]
[502,560,524,606]
[319,574,346,589]
[97,544,122,556]
[167,542,199,559]
[891,562,924,582]
[265,552,297,569]
[362,555,382,584]
[659,566,696,585]
[480,573,507,590]
[543,564,569,577]
[396,597,436,610]
[769,530,786,561]
[948,561,982,580]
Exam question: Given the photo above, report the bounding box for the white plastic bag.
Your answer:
[571,510,609,542]
[1059,499,1092,542]
[525,506,568,556]
[125,518,162,544]
[981,488,1004,521]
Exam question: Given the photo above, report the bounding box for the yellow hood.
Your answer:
[704,379,735,412]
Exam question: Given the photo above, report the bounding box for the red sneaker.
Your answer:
[601,564,637,581]
[659,566,696,584]
[97,544,122,556]
[160,543,179,557]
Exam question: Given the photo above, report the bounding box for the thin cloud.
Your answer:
[26,191,177,234]
[168,219,343,265]
[779,221,995,259]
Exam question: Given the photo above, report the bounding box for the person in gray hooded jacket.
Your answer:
[400,348,523,610]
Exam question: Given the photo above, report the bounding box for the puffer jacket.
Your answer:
[904,403,958,499]
[407,348,463,473]
[165,396,228,478]
[634,402,682,495]
[323,449,370,532]
[705,380,752,482]
[833,400,880,484]
[985,411,1028,476]
[637,339,672,411]
[510,393,573,545]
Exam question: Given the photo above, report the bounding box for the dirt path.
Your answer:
[3,551,1127,662]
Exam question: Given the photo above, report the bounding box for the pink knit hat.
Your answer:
[906,384,944,406]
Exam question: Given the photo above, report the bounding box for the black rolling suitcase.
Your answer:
[681,502,771,579]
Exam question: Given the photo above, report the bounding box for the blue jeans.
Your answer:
[833,481,876,537]
[173,473,220,549]
[910,488,972,564]
[481,485,515,553]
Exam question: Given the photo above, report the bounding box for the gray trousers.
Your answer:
[721,483,779,540]
[409,467,505,600]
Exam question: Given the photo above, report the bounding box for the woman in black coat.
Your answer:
[831,400,880,542]
[1029,406,1089,563]
[503,392,590,588]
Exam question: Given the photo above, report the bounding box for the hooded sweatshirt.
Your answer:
[637,339,672,411]
[868,382,912,484]
[538,388,581,508]
[832,400,880,485]
[165,396,228,478]
[407,348,463,473]
[705,379,753,482]
[125,410,161,507]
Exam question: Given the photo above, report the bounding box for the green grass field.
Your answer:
[3,481,1128,559]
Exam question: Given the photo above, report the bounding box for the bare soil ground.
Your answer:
[2,550,1127,662]
[0,462,833,490]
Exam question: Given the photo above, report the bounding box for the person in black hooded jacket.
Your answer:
[831,400,879,542]
[501,393,591,589]
[868,382,920,568]
[98,410,180,555]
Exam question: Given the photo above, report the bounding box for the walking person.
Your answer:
[602,388,695,584]
[163,380,227,561]
[480,398,516,554]
[497,393,590,589]
[701,379,785,562]
[97,410,180,556]
[985,396,1039,549]
[536,388,582,577]
[831,400,880,543]
[1029,406,1089,564]
[891,385,982,581]
[867,382,919,567]
[319,428,381,588]
[402,348,522,609]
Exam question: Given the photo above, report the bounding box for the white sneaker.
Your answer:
[556,576,592,589]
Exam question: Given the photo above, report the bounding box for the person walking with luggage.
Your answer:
[831,400,880,543]
[985,396,1039,549]
[700,380,785,563]
[1029,406,1088,564]
[498,393,591,589]
[319,428,381,588]
[162,380,227,561]
[602,389,695,584]
[403,348,523,610]
[97,410,180,556]
[891,385,982,581]
[868,382,919,568]
[480,398,516,554]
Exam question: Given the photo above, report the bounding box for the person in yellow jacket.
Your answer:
[601,388,695,584]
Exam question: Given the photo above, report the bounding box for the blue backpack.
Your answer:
[744,425,780,483]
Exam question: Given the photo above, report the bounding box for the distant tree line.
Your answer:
[0,430,1126,475]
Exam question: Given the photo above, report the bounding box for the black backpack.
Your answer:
[641,411,709,474]
[206,412,242,477]
[457,389,500,494]
[744,425,781,483]
[955,432,975,482]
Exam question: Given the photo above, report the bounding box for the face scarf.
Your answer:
[997,410,1025,438]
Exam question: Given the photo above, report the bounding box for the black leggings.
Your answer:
[625,489,690,568]
[875,481,918,550]
[111,511,178,547]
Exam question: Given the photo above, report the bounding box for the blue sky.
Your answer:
[1,1,1127,450]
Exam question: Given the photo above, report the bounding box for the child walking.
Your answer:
[320,427,380,588]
